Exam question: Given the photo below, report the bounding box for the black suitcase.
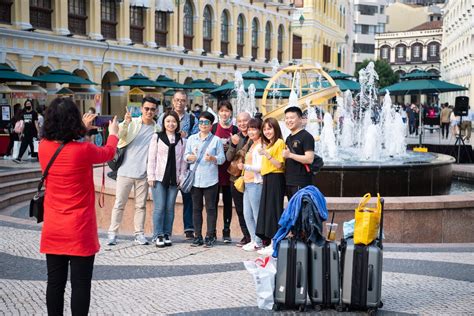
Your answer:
[309,241,340,310]
[273,238,308,312]
[340,198,384,315]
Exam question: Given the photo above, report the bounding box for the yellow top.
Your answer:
[261,138,285,176]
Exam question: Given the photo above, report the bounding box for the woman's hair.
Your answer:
[217,100,233,112]
[248,118,262,131]
[23,99,33,108]
[199,111,215,124]
[161,110,180,132]
[261,117,283,147]
[42,97,87,142]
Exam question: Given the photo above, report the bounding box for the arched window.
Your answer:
[184,0,194,50]
[427,42,440,62]
[203,6,212,53]
[411,43,422,62]
[251,18,259,60]
[265,21,272,62]
[130,6,145,44]
[380,45,390,61]
[101,0,117,40]
[155,11,168,47]
[68,0,87,35]
[237,15,245,57]
[278,25,284,62]
[221,11,229,55]
[30,0,53,30]
[395,44,406,63]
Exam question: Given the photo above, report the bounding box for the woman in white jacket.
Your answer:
[238,118,263,251]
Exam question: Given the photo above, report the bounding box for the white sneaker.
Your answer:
[107,233,117,246]
[134,233,149,245]
[257,245,274,256]
[242,241,261,252]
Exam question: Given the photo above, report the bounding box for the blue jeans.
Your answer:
[151,181,179,238]
[243,183,263,247]
[181,190,194,232]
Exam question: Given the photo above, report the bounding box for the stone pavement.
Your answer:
[1,213,473,315]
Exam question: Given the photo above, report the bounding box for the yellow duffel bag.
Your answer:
[354,193,382,245]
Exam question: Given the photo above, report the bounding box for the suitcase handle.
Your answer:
[368,264,374,291]
[296,261,302,288]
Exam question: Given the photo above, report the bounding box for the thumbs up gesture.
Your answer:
[282,145,291,159]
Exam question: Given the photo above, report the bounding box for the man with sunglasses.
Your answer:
[157,91,199,240]
[107,96,157,246]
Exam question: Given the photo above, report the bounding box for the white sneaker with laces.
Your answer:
[134,233,149,245]
[257,245,274,256]
[242,241,257,252]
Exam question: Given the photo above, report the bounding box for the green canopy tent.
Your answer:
[0,64,39,83]
[113,73,162,87]
[183,79,218,90]
[399,70,439,80]
[380,75,468,147]
[155,75,186,89]
[34,69,97,85]
[327,69,353,80]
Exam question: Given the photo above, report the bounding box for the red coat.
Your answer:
[39,136,118,256]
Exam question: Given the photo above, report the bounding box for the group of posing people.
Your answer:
[36,91,316,315]
[105,91,315,256]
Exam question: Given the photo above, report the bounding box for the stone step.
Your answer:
[0,169,42,183]
[0,188,37,210]
[0,178,41,195]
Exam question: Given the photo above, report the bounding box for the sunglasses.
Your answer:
[198,120,211,126]
[143,107,156,112]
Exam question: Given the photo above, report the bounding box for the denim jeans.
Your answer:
[151,181,179,238]
[181,190,194,232]
[243,183,263,246]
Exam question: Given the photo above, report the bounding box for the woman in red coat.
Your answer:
[38,97,119,316]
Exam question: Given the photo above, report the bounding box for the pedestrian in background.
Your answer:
[107,97,157,246]
[39,97,119,316]
[440,103,452,139]
[5,103,21,158]
[13,99,39,163]
[184,111,225,248]
[147,111,187,247]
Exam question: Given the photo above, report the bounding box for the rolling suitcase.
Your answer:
[309,241,340,311]
[341,198,384,315]
[273,238,308,312]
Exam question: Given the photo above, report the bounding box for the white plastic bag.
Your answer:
[343,219,355,239]
[33,139,39,152]
[243,256,277,310]
[12,141,21,159]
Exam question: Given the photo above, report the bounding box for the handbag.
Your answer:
[234,170,245,193]
[29,143,65,223]
[180,135,214,193]
[353,193,382,245]
[107,146,126,172]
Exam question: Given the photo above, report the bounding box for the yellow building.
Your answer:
[291,0,350,72]
[0,0,294,114]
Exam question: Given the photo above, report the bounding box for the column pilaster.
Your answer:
[145,2,157,48]
[12,0,32,30]
[88,0,103,40]
[117,0,131,45]
[53,0,69,35]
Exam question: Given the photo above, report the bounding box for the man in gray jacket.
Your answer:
[226,112,251,246]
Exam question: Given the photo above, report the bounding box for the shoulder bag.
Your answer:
[180,135,214,193]
[29,143,65,223]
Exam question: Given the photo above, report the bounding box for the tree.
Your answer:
[354,59,399,88]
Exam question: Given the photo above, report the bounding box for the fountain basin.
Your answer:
[314,152,455,197]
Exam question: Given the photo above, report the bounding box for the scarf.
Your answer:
[159,132,180,187]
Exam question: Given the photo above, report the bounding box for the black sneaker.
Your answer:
[204,236,217,248]
[185,231,194,240]
[191,236,203,247]
[222,229,232,244]
[164,235,172,247]
[12,158,22,164]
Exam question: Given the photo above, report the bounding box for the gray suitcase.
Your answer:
[341,198,384,314]
[309,241,340,310]
[274,238,308,312]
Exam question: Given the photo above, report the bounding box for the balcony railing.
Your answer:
[221,41,229,56]
[68,14,87,35]
[203,38,212,53]
[130,26,144,44]
[101,20,117,40]
[184,35,193,50]
[265,49,271,61]
[237,44,244,57]
[155,30,167,47]
[251,47,258,60]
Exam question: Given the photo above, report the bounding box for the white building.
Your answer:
[352,0,389,71]
[440,0,474,106]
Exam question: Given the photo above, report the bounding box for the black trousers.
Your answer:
[6,132,19,156]
[286,184,311,201]
[17,134,35,160]
[191,184,218,237]
[46,254,95,316]
[441,122,450,138]
[230,183,250,238]
[214,184,233,233]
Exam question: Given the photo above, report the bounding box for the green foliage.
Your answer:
[354,59,399,88]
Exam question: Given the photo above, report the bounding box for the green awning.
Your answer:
[35,69,97,85]
[304,79,359,92]
[380,79,467,95]
[400,70,440,80]
[0,64,39,83]
[328,70,353,80]
[155,75,186,89]
[183,79,218,90]
[210,79,290,99]
[241,70,270,79]
[113,73,162,87]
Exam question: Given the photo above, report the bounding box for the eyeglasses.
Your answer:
[174,99,187,103]
[198,120,211,126]
[143,107,156,112]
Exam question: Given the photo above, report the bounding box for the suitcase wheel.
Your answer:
[272,303,280,311]
[379,301,384,308]
[298,305,306,312]
[313,304,322,312]
[336,305,345,312]
[368,308,378,316]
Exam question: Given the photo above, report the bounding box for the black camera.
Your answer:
[93,115,114,127]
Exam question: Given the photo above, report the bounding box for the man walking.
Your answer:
[107,97,157,245]
[157,91,198,239]
[282,106,315,200]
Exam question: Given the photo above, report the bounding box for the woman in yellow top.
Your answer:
[256,117,285,256]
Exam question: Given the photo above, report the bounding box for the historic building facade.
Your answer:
[292,0,352,73]
[0,0,294,114]
[440,0,474,105]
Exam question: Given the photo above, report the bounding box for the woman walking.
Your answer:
[256,118,286,255]
[147,111,187,247]
[184,111,225,248]
[238,118,264,252]
[39,97,118,315]
[13,99,39,163]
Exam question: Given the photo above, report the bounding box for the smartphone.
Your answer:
[93,115,114,127]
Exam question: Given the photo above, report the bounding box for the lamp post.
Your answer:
[98,39,110,114]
